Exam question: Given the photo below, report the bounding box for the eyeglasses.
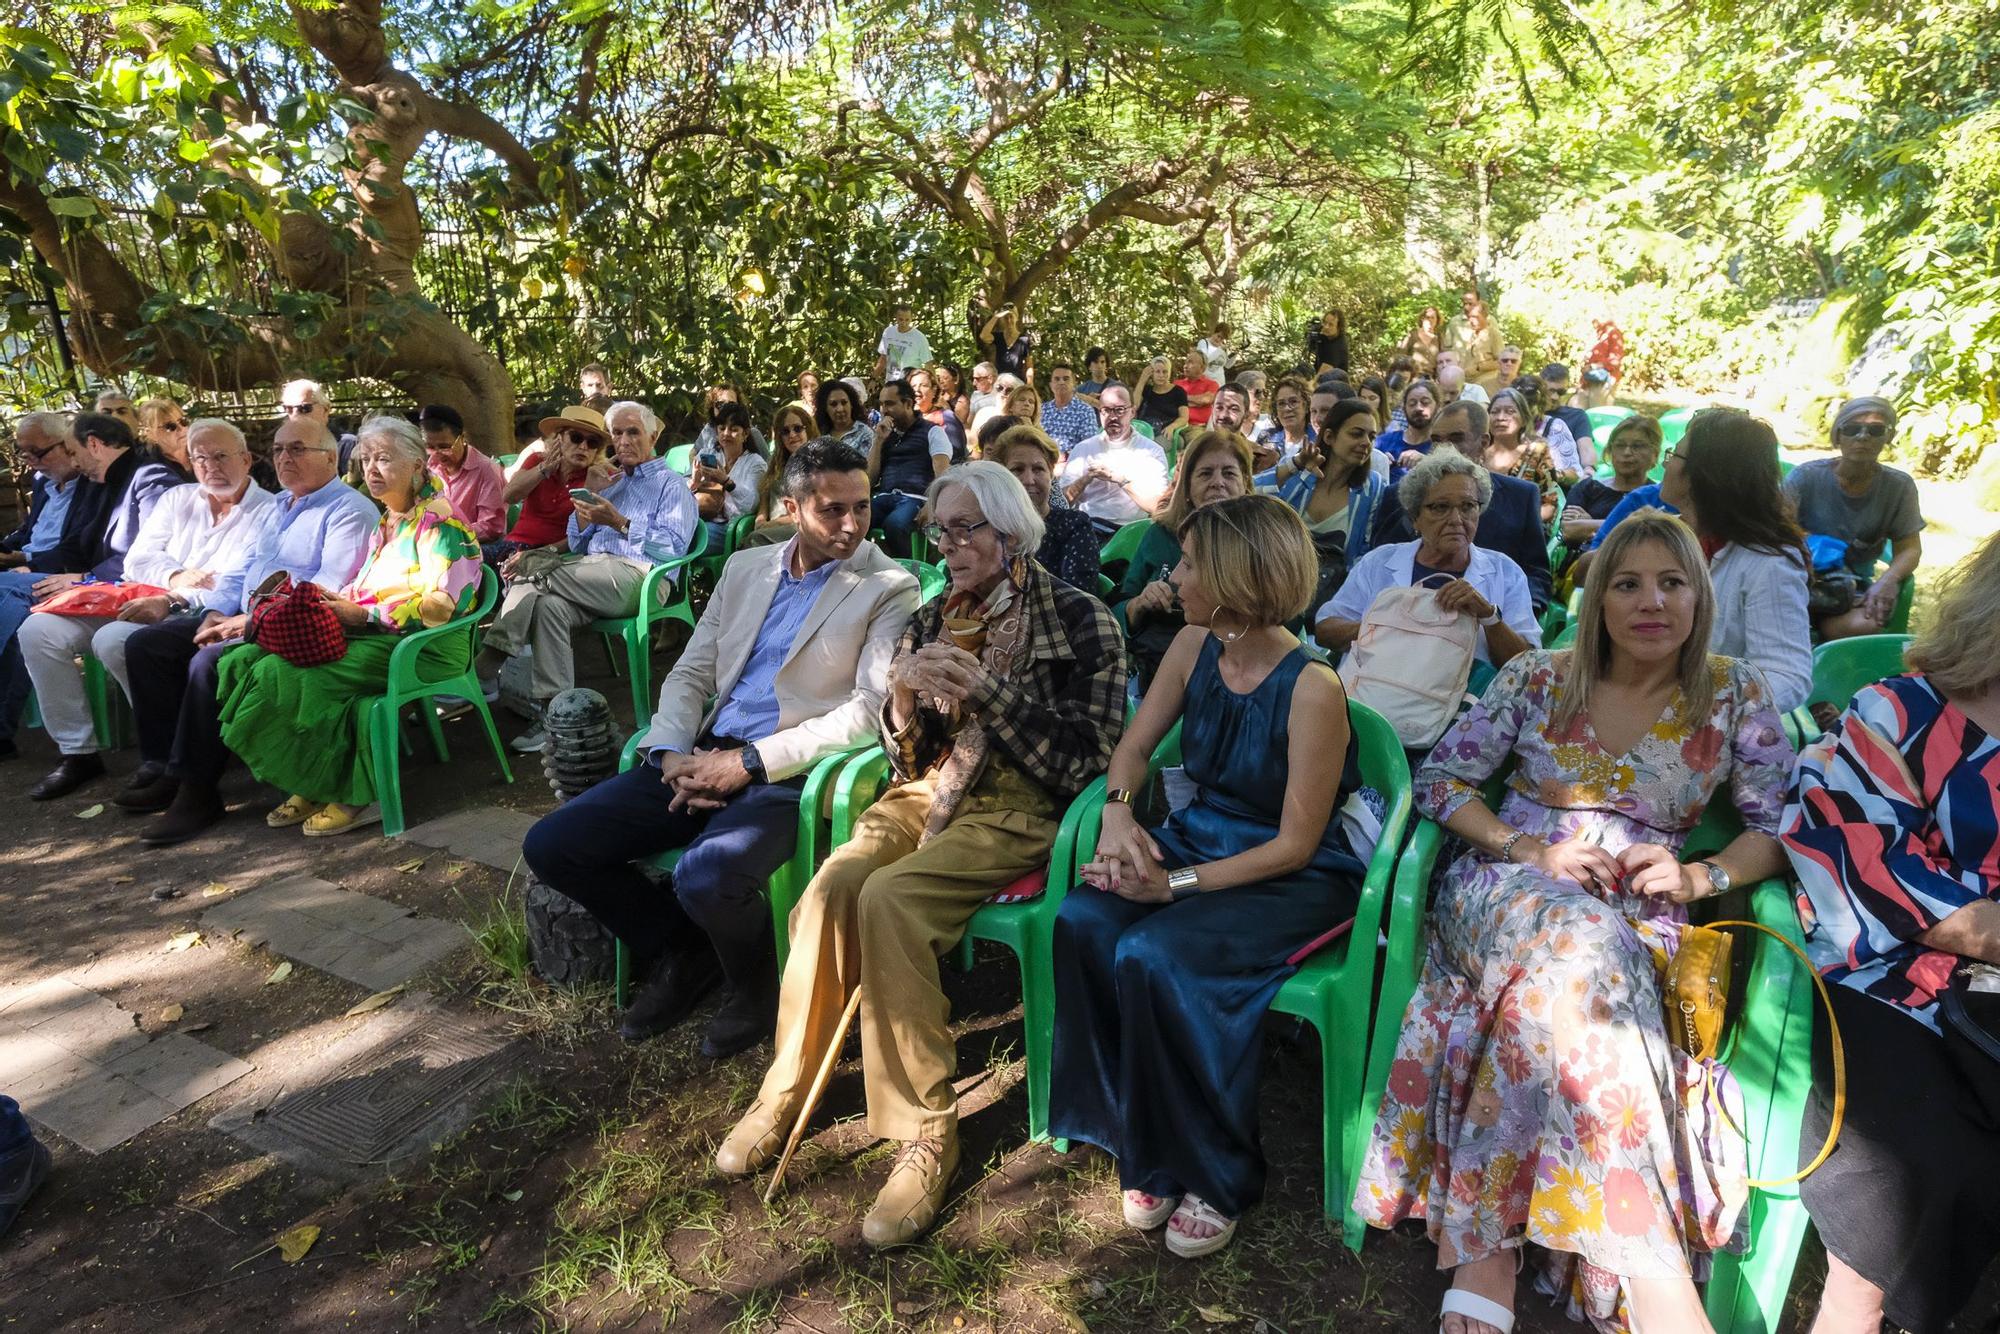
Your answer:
[1421,501,1483,520]
[1839,421,1891,441]
[22,442,60,462]
[281,403,317,415]
[270,443,333,458]
[920,519,992,549]
[190,451,239,466]
[161,419,188,431]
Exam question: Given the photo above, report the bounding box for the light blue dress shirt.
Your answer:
[25,476,75,558]
[209,477,381,616]
[566,456,699,566]
[707,542,841,742]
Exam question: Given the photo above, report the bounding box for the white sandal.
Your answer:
[1121,1189,1179,1230]
[1438,1289,1514,1333]
[1162,1193,1237,1258]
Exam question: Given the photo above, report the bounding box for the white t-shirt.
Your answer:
[1456,383,1490,406]
[1196,337,1228,383]
[877,324,932,381]
[721,451,767,519]
[1057,432,1171,526]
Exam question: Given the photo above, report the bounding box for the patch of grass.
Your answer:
[456,884,529,982]
[721,1284,784,1333]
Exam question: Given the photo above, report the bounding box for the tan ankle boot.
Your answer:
[715,1099,790,1178]
[861,1127,959,1249]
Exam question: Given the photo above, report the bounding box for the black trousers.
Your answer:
[123,614,237,787]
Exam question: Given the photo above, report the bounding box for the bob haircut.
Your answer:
[354,414,427,465]
[1557,508,1718,730]
[1177,493,1319,628]
[991,422,1059,468]
[1160,428,1254,532]
[1396,445,1493,517]
[925,459,1045,558]
[1905,531,2000,697]
[1603,413,1663,460]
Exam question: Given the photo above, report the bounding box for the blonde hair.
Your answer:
[991,423,1059,468]
[137,397,182,434]
[1178,494,1318,627]
[1905,532,2000,695]
[1160,428,1254,531]
[1556,509,1718,730]
[1004,383,1040,417]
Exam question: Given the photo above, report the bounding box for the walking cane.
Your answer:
[763,985,864,1203]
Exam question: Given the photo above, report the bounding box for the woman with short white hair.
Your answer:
[1314,447,1539,669]
[720,459,1126,1251]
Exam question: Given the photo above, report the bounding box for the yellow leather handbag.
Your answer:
[1666,918,1845,1187]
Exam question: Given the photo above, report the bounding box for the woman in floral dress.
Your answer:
[1354,510,1795,1334]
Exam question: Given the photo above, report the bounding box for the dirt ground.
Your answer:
[0,639,1988,1333]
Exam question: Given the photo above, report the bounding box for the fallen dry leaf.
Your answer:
[445,861,472,877]
[1195,1308,1241,1326]
[343,984,405,1017]
[201,882,233,897]
[111,875,135,885]
[264,961,293,985]
[75,803,104,819]
[394,857,426,874]
[163,931,202,953]
[159,1004,185,1023]
[181,1021,214,1034]
[275,1223,320,1262]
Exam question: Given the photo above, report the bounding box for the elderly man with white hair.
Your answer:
[718,460,1125,1250]
[480,399,699,750]
[20,418,270,800]
[0,412,81,759]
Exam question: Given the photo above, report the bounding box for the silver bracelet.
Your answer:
[1498,829,1529,863]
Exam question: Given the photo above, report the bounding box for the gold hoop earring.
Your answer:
[1208,607,1251,644]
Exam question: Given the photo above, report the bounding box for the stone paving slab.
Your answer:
[0,983,253,1153]
[201,874,467,992]
[399,807,539,874]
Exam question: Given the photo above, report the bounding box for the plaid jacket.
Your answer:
[885,559,1127,802]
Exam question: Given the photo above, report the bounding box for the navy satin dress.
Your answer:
[1050,636,1363,1215]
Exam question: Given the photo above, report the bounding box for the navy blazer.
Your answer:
[1369,469,1553,612]
[45,449,186,581]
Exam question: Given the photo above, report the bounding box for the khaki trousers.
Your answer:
[754,778,1057,1140]
[484,554,647,700]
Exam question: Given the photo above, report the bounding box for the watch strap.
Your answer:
[1105,787,1135,807]
[739,743,767,784]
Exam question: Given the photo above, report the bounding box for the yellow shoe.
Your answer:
[861,1127,959,1249]
[714,1099,791,1178]
[302,802,382,837]
[266,794,324,828]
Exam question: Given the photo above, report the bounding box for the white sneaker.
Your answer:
[509,725,547,754]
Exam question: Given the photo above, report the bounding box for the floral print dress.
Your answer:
[1353,650,1793,1330]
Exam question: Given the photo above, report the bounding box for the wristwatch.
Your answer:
[739,743,767,784]
[1699,861,1731,896]
[1478,606,1502,626]
[1166,867,1202,899]
[1105,787,1135,807]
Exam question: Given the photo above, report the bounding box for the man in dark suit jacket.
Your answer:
[1368,398,1552,612]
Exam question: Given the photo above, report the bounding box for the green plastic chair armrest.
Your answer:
[383,565,495,703]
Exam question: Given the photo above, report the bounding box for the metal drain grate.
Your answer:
[248,1019,515,1170]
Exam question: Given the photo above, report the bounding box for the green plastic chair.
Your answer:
[1883,574,1915,634]
[606,731,864,1005]
[365,564,515,837]
[897,558,947,605]
[812,725,1186,1143]
[1364,801,1818,1326]
[1097,519,1152,572]
[1658,406,1697,449]
[1550,619,1579,649]
[586,524,710,724]
[80,655,132,749]
[664,444,695,475]
[1133,420,1156,440]
[1809,633,1910,711]
[1584,406,1634,440]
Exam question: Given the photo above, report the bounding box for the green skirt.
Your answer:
[215,633,470,807]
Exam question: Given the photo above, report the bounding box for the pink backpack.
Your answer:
[1337,575,1477,748]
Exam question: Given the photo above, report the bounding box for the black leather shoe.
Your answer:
[701,984,776,1060]
[618,950,723,1043]
[0,1137,51,1240]
[0,738,18,762]
[28,753,105,801]
[114,763,178,812]
[139,783,225,847]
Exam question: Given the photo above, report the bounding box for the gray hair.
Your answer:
[281,377,324,402]
[926,460,1045,557]
[16,411,68,445]
[1434,396,1489,440]
[1397,445,1493,516]
[605,399,660,438]
[281,417,337,452]
[355,414,427,465]
[995,373,1024,393]
[186,417,247,453]
[973,361,996,378]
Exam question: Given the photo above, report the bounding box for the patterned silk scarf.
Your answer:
[921,554,1031,843]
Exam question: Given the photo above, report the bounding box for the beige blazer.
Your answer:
[637,540,920,779]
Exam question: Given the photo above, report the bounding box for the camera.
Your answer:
[1306,316,1323,337]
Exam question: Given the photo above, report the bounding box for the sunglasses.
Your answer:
[561,429,601,446]
[162,419,188,431]
[1839,421,1891,441]
[281,403,317,415]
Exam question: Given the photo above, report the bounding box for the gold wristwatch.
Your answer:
[1105,787,1135,807]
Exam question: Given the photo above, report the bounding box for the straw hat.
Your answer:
[537,404,611,443]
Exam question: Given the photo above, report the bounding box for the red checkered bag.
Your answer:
[244,572,348,667]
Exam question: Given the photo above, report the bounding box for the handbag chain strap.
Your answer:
[1704,919,1846,1188]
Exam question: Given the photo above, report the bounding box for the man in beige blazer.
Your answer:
[524,439,920,1057]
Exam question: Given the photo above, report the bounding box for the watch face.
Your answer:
[1705,862,1730,892]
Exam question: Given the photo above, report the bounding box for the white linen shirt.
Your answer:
[121,482,276,610]
[1318,539,1540,666]
[1057,431,1170,526]
[1708,542,1813,712]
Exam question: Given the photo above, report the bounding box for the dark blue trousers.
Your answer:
[522,762,803,990]
[1049,881,1347,1216]
[0,571,40,744]
[871,493,925,557]
[0,1094,30,1159]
